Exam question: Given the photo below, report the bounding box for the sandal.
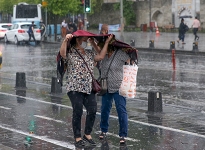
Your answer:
[119,137,126,146]
[74,139,85,147]
[99,132,106,140]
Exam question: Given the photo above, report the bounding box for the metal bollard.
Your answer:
[15,72,26,89]
[193,42,198,51]
[16,90,26,103]
[170,41,175,49]
[148,91,162,112]
[130,39,135,46]
[51,77,62,94]
[149,40,154,48]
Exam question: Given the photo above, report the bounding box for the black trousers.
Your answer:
[193,28,199,40]
[67,91,97,139]
[28,33,36,42]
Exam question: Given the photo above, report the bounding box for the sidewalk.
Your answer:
[43,31,205,53]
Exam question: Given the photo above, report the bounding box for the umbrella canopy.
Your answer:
[72,30,138,63]
[179,15,192,18]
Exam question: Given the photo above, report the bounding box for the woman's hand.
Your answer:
[105,34,113,44]
[64,34,73,42]
[88,37,95,43]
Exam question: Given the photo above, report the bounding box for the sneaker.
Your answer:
[182,42,186,44]
[83,135,96,146]
[74,139,85,148]
[99,132,107,140]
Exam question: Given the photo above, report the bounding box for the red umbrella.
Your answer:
[72,30,138,63]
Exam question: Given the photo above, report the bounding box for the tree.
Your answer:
[113,0,136,26]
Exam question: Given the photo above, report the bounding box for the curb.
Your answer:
[136,47,205,55]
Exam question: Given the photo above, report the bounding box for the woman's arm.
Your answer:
[94,34,113,62]
[60,34,73,59]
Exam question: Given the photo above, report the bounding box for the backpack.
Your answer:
[56,51,68,86]
[185,24,189,32]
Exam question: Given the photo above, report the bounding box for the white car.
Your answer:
[4,22,41,45]
[0,23,12,40]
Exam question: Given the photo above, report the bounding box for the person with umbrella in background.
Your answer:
[177,18,187,44]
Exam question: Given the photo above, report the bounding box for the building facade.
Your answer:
[88,0,204,28]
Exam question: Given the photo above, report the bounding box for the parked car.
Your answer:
[0,23,12,40]
[4,22,41,45]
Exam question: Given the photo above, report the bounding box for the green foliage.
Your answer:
[113,0,136,25]
[92,0,104,13]
[48,0,80,16]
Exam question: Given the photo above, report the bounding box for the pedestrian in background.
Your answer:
[100,24,109,34]
[177,18,187,44]
[59,31,113,148]
[192,16,201,41]
[28,21,36,44]
[61,19,67,38]
[78,18,84,30]
[39,19,45,39]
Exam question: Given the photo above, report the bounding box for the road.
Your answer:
[0,40,205,149]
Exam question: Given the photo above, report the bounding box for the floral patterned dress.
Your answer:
[66,47,95,94]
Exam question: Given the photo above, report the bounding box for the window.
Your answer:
[2,25,12,29]
[16,5,38,18]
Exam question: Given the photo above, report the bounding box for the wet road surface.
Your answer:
[1,33,205,149]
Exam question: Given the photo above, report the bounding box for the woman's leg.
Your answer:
[181,34,185,42]
[67,91,84,139]
[83,91,97,135]
[100,93,113,133]
[113,92,128,137]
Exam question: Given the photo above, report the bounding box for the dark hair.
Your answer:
[195,16,197,19]
[181,18,184,22]
[69,37,77,47]
[32,21,34,24]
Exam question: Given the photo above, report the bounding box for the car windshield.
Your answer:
[21,24,38,29]
[2,25,12,29]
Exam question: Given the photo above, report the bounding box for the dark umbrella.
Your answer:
[179,15,192,18]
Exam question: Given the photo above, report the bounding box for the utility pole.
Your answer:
[84,13,87,31]
[120,0,124,41]
[149,0,151,24]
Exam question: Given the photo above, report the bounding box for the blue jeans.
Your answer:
[179,33,185,42]
[100,92,128,137]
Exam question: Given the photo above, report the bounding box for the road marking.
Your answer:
[0,106,11,110]
[95,131,139,142]
[1,91,205,140]
[34,115,66,124]
[0,124,75,149]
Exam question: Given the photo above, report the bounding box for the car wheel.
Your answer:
[14,36,19,45]
[4,35,8,43]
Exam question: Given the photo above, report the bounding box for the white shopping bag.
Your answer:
[119,65,138,98]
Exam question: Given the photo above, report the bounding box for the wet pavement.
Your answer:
[0,32,205,149]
